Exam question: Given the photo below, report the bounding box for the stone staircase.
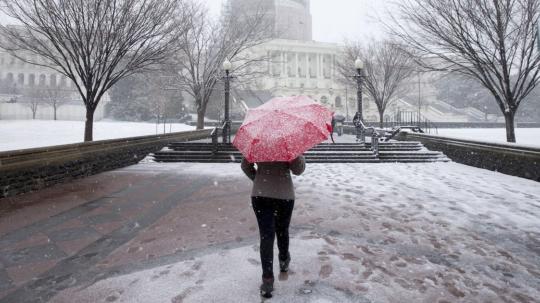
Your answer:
[151,142,450,163]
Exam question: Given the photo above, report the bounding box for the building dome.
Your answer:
[274,0,312,40]
[226,0,312,41]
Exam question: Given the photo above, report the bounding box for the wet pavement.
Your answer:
[0,161,539,303]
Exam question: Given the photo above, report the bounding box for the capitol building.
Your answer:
[224,0,492,123]
[252,39,357,114]
[223,0,379,120]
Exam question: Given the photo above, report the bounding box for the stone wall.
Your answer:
[396,132,540,182]
[0,130,212,199]
[342,122,540,129]
[424,122,540,129]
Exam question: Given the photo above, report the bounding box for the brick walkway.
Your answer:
[0,162,539,303]
[0,164,259,302]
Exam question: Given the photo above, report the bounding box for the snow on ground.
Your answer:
[0,120,196,151]
[2,119,538,152]
[437,128,540,147]
[51,162,540,303]
[326,128,540,147]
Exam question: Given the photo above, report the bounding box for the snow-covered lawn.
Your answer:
[0,120,196,151]
[437,128,540,147]
[328,128,540,148]
[1,120,538,152]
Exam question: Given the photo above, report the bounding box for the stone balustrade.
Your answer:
[396,132,540,182]
[0,130,212,199]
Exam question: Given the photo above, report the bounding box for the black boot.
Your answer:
[260,276,274,298]
[279,252,291,273]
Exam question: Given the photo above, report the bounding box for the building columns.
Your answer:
[295,52,299,78]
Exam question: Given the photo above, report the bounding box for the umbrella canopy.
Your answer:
[233,96,333,163]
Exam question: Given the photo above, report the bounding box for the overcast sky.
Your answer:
[0,0,393,43]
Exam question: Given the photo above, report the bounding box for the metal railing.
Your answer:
[211,122,224,153]
[371,132,380,157]
[383,125,425,141]
[355,119,382,155]
[211,121,230,153]
[392,110,439,134]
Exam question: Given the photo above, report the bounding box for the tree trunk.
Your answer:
[32,110,36,119]
[504,111,516,143]
[53,105,57,121]
[84,108,95,142]
[378,110,384,129]
[196,110,205,130]
[196,98,207,130]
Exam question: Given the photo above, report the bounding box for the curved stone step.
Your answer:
[154,141,451,163]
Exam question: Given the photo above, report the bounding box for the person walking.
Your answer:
[334,114,345,136]
[330,115,336,143]
[353,112,363,142]
[241,156,306,298]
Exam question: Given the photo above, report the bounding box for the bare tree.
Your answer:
[42,87,72,120]
[171,0,272,129]
[147,73,184,132]
[338,40,415,128]
[0,0,187,141]
[20,87,42,119]
[389,0,540,142]
[108,71,183,122]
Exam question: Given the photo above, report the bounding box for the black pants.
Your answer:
[251,196,295,279]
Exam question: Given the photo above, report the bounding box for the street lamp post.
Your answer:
[223,59,233,144]
[417,68,422,123]
[353,58,365,142]
[345,86,349,122]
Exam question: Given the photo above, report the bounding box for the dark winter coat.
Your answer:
[353,112,362,128]
[241,156,306,200]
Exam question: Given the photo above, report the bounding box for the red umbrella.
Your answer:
[233,96,333,163]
